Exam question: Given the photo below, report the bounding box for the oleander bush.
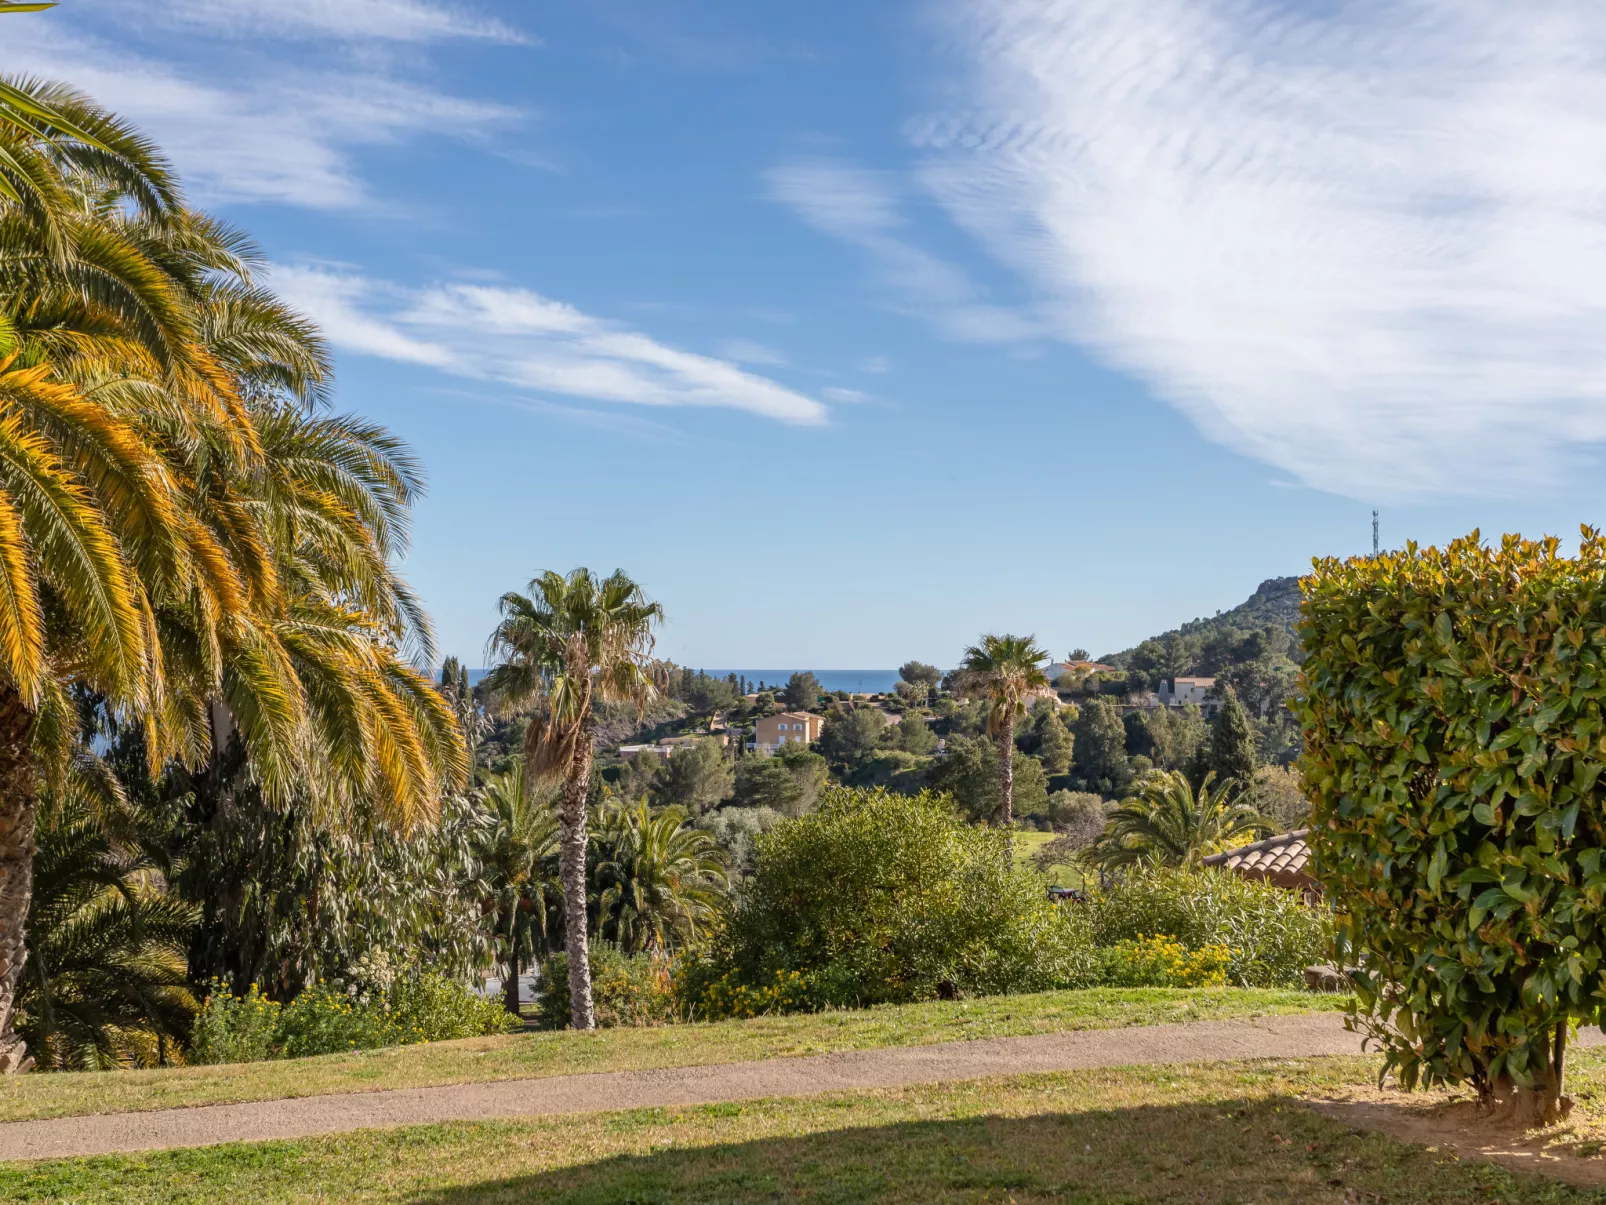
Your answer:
[1297,529,1606,1124]
[1083,868,1331,988]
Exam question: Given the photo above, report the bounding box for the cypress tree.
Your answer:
[1207,684,1259,790]
[1037,709,1074,775]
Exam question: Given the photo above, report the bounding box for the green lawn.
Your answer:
[1012,829,1083,887]
[6,1054,1603,1203]
[0,987,1337,1124]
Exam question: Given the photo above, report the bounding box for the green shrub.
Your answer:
[188,981,281,1065]
[276,982,400,1057]
[1298,530,1606,1123]
[714,787,1084,1008]
[388,973,521,1043]
[539,946,677,1029]
[1084,868,1331,987]
[187,973,516,1063]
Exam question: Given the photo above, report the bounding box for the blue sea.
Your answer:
[700,670,903,694]
[466,668,905,694]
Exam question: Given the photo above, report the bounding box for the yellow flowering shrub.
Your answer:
[1098,934,1233,988]
[694,969,809,1021]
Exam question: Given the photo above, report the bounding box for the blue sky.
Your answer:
[14,0,1606,667]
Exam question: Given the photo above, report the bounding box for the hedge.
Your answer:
[1297,529,1606,1123]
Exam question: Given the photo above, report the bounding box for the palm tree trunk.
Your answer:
[502,918,521,1018]
[996,728,1015,858]
[560,734,596,1030]
[0,686,35,1073]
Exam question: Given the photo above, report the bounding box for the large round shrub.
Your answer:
[719,787,1081,1006]
[1298,531,1606,1124]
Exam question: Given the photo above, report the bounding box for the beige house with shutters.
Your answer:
[753,711,823,752]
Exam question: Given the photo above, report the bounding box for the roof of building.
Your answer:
[1201,829,1311,888]
[762,711,818,723]
[1050,660,1117,675]
[1170,676,1217,687]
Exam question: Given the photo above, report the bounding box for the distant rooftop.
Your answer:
[1202,829,1312,891]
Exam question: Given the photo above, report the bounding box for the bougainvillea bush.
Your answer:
[1297,530,1606,1123]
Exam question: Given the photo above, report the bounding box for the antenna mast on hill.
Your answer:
[1372,510,1379,557]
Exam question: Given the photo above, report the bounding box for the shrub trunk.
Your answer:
[0,686,34,1074]
[1485,1026,1572,1127]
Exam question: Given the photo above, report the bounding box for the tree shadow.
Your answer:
[406,1093,1591,1204]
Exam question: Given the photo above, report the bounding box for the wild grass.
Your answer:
[0,986,1337,1124]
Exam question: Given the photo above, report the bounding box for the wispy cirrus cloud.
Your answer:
[718,339,788,366]
[269,265,829,426]
[924,0,1606,500]
[764,158,1039,344]
[4,6,526,210]
[153,0,528,44]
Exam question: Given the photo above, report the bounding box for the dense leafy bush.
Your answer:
[1083,868,1330,987]
[188,973,516,1064]
[539,947,677,1029]
[716,787,1083,1007]
[1298,531,1606,1122]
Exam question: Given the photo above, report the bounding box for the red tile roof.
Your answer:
[1202,829,1312,891]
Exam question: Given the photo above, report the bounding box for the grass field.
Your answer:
[0,988,1337,1124]
[1011,829,1084,887]
[7,1053,1606,1203]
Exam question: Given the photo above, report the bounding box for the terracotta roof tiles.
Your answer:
[1201,829,1312,890]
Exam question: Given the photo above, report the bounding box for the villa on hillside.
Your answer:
[1157,676,1222,716]
[753,711,823,752]
[1047,659,1117,679]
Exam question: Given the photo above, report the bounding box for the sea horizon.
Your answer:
[465,668,909,694]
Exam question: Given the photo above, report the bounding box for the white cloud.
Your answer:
[5,17,522,209]
[765,158,1039,344]
[926,0,1606,500]
[823,386,871,404]
[153,0,527,43]
[718,339,788,366]
[859,356,891,374]
[269,265,829,426]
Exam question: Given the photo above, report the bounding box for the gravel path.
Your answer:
[7,1011,1579,1162]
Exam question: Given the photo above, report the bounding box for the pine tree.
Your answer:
[1207,684,1259,791]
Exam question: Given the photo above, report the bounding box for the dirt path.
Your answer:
[0,1012,1398,1161]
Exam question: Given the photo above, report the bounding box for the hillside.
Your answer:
[1102,576,1302,670]
[1174,576,1302,645]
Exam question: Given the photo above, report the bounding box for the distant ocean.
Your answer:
[465,668,906,694]
[700,670,902,695]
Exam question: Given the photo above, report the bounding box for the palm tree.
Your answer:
[479,761,559,1016]
[592,796,728,955]
[19,773,197,1069]
[0,81,467,1068]
[958,634,1050,846]
[1085,769,1265,872]
[482,569,662,1030]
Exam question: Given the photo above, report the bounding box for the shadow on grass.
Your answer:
[406,1095,1596,1205]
